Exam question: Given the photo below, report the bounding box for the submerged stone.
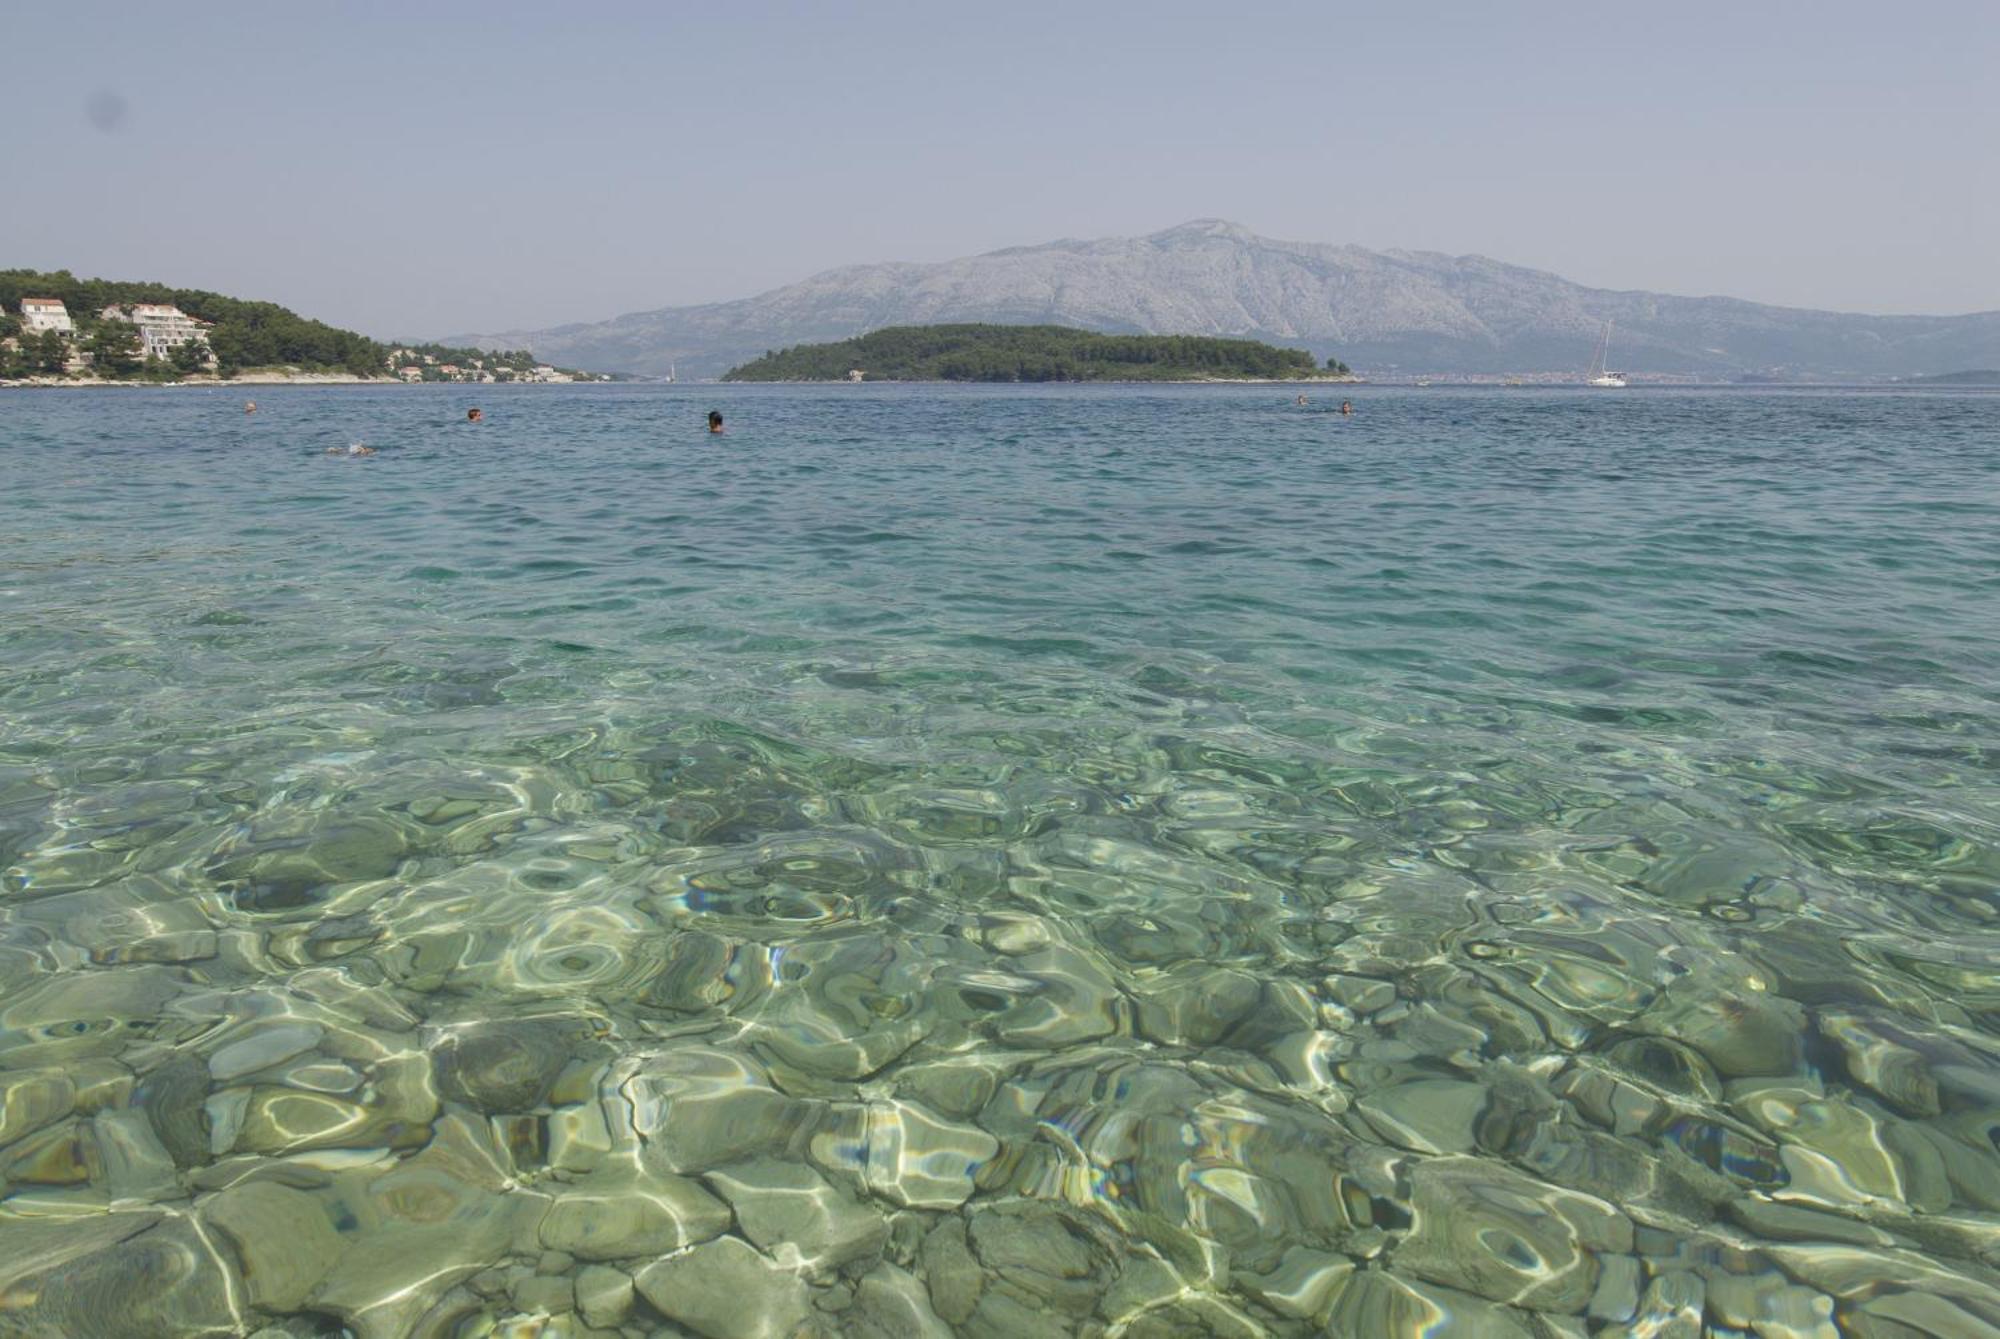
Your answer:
[1393,1157,1621,1314]
[1353,1079,1489,1154]
[853,1098,1001,1210]
[535,1169,729,1260]
[625,1045,824,1174]
[633,1234,812,1339]
[850,1262,954,1338]
[704,1157,890,1277]
[203,1179,348,1311]
[573,1263,635,1329]
[209,1021,326,1082]
[0,1216,241,1338]
[0,1069,76,1146]
[1324,1269,1537,1338]
[433,1019,574,1113]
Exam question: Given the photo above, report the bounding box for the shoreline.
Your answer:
[721,375,1368,386]
[0,374,622,390]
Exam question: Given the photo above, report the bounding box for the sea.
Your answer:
[1,382,1997,1337]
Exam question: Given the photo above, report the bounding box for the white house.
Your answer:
[100,303,212,361]
[20,298,74,336]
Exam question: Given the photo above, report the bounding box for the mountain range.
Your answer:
[451,220,2000,380]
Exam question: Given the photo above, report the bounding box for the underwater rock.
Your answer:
[1616,1270,1704,1339]
[625,1045,825,1175]
[850,1262,954,1339]
[1120,1294,1265,1338]
[919,1215,984,1326]
[1234,1245,1355,1321]
[545,1099,614,1174]
[0,964,187,1065]
[958,1199,1120,1332]
[1586,1254,1643,1324]
[984,944,1124,1049]
[1,1116,101,1184]
[704,1157,890,1278]
[573,1263,635,1329]
[633,1234,812,1339]
[206,813,413,912]
[1814,1009,1945,1119]
[1732,1086,1904,1204]
[1353,1079,1489,1154]
[1726,1196,1891,1247]
[433,1019,574,1113]
[853,1098,1000,1210]
[508,1271,574,1317]
[643,928,756,1013]
[1634,977,1805,1079]
[1323,1269,1538,1338]
[751,1010,929,1084]
[891,1058,1001,1120]
[209,1021,326,1082]
[1325,973,1399,1015]
[0,1068,76,1146]
[93,1105,180,1200]
[0,1216,242,1338]
[536,1168,729,1260]
[1393,1156,1623,1314]
[1851,1288,2000,1338]
[310,1113,527,1339]
[1602,1036,1723,1103]
[203,1179,348,1311]
[1132,964,1264,1047]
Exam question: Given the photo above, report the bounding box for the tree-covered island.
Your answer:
[724,324,1351,382]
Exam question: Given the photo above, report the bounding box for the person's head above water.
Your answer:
[467,408,482,422]
[707,410,724,433]
[244,400,256,414]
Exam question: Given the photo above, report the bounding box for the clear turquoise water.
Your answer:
[2,384,1998,1337]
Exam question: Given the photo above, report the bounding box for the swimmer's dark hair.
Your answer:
[707,410,723,426]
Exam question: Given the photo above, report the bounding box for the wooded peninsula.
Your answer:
[724,324,1351,382]
[0,269,604,383]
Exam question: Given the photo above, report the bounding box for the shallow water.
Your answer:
[1,383,1998,1338]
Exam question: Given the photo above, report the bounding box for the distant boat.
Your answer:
[666,361,677,383]
[1586,321,1627,387]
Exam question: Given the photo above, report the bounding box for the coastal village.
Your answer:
[0,295,593,384]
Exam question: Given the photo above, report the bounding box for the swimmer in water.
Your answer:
[244,400,257,414]
[1296,394,1309,406]
[707,410,724,434]
[467,408,483,422]
[1340,400,1353,416]
[325,443,375,457]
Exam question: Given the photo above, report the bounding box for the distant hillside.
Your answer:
[449,220,2000,380]
[1,269,607,381]
[725,324,1347,382]
[1898,369,2000,385]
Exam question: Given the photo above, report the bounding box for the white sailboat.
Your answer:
[1586,321,1627,387]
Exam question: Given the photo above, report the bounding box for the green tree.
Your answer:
[169,338,210,374]
[87,321,143,377]
[26,330,71,374]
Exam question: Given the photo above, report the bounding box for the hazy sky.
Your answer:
[8,1,1997,337]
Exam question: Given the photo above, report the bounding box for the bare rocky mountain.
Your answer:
[452,220,2000,380]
